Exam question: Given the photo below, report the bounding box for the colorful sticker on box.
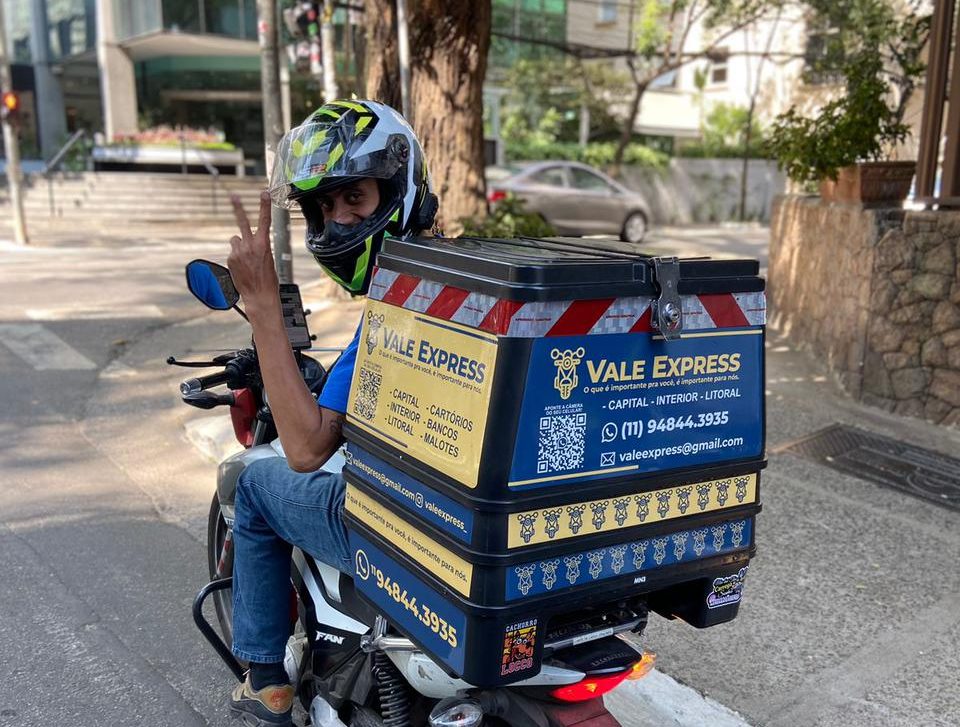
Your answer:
[508,328,765,488]
[347,300,499,488]
[501,619,537,677]
[707,566,748,609]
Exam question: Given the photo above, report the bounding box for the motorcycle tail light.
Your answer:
[626,651,656,680]
[549,668,633,703]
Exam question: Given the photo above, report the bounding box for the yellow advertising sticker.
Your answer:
[346,300,499,489]
[345,485,474,597]
[507,473,758,549]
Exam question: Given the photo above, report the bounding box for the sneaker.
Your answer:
[229,676,295,726]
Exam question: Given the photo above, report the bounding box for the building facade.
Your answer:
[563,0,813,143]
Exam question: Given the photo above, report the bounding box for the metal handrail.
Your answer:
[43,129,91,217]
[43,129,89,175]
[183,133,224,215]
[199,157,222,215]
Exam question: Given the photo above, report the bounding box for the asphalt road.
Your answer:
[1,221,959,727]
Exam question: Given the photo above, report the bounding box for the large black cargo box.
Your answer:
[342,236,765,687]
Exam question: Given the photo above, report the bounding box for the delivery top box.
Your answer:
[344,236,766,499]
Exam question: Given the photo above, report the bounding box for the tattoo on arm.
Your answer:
[327,414,344,441]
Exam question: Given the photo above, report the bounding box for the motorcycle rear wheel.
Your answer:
[207,492,235,647]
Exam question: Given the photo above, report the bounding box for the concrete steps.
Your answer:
[0,171,285,225]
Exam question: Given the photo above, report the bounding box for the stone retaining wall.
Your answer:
[769,195,960,427]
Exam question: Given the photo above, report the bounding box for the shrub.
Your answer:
[460,194,556,238]
[505,140,667,169]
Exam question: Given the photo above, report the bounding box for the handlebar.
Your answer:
[180,370,231,395]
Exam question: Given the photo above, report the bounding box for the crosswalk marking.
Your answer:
[0,323,97,370]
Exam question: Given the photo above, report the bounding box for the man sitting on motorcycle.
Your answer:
[225,100,438,726]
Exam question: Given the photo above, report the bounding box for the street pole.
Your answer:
[256,0,292,283]
[321,0,338,101]
[396,0,412,121]
[0,0,28,245]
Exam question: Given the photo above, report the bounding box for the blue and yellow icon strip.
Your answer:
[506,517,753,601]
[507,473,757,549]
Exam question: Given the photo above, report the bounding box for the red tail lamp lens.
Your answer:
[549,669,632,703]
[488,189,507,203]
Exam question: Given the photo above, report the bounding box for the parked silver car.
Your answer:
[487,161,652,243]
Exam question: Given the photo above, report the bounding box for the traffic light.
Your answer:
[0,91,19,122]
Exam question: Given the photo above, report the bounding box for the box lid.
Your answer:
[376,236,764,302]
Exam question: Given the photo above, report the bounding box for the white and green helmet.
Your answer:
[268,100,437,294]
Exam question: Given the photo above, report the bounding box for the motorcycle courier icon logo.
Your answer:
[551,347,586,400]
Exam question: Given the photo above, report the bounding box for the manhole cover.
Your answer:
[778,424,960,512]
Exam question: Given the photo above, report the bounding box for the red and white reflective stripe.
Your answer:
[368,267,765,336]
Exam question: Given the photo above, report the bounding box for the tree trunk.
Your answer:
[363,0,400,108]
[363,0,491,232]
[409,0,491,233]
[614,59,648,170]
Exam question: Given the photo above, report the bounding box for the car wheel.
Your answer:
[621,212,648,244]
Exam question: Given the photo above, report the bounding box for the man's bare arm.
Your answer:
[227,192,344,472]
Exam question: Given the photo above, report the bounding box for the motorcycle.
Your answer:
[178,259,655,727]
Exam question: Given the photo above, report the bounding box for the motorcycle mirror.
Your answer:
[185,259,240,311]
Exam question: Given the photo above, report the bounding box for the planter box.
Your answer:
[91,145,245,176]
[820,161,916,204]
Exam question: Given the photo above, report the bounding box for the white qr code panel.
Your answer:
[353,366,382,421]
[537,413,587,474]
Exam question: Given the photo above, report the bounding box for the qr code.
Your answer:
[537,413,586,473]
[352,366,381,421]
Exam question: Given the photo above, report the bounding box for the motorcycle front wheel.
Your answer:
[207,492,235,647]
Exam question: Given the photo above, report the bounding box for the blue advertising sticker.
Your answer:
[350,531,468,674]
[505,517,753,601]
[508,328,764,488]
[345,444,475,544]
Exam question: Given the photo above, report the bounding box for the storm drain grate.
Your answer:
[779,424,960,513]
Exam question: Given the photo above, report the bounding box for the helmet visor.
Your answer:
[267,120,407,209]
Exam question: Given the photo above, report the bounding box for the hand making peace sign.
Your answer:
[227,191,279,314]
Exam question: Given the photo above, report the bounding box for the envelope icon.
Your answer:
[600,452,616,467]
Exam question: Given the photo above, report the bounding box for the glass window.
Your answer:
[531,167,567,187]
[650,69,677,88]
[115,0,163,41]
[569,167,615,193]
[4,0,33,63]
[163,0,202,33]
[709,47,728,85]
[205,0,243,36]
[598,0,617,23]
[45,0,96,59]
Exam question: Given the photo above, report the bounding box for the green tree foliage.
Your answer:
[766,52,909,183]
[499,56,667,168]
[460,194,556,238]
[766,0,930,184]
[615,0,788,166]
[500,57,629,145]
[678,102,768,158]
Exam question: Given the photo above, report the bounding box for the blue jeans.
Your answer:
[231,456,353,664]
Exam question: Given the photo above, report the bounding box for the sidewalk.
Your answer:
[71,223,960,726]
